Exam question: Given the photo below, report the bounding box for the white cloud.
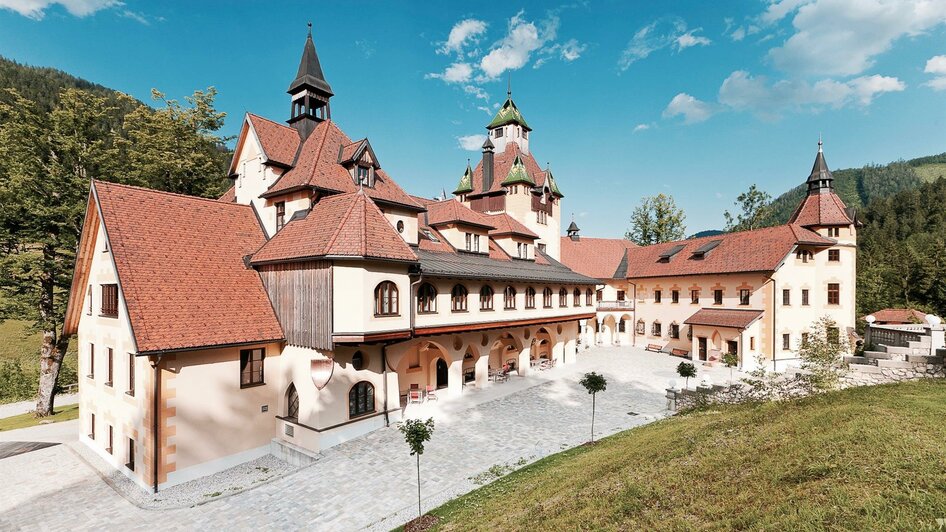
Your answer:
[766,0,946,76]
[456,134,488,151]
[924,54,946,90]
[662,93,715,124]
[618,17,710,72]
[479,10,558,79]
[560,38,586,61]
[439,18,488,56]
[718,70,904,118]
[676,30,711,50]
[0,0,119,19]
[730,27,746,41]
[426,62,474,84]
[632,123,652,133]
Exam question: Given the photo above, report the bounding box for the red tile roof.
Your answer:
[560,236,637,280]
[488,238,511,261]
[246,114,301,167]
[93,181,284,354]
[484,213,539,239]
[864,308,927,324]
[623,224,834,279]
[470,142,548,195]
[426,199,496,230]
[788,192,853,227]
[684,308,764,329]
[261,120,422,211]
[252,190,417,264]
[218,185,236,203]
[417,223,455,253]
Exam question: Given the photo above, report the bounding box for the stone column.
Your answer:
[474,353,489,388]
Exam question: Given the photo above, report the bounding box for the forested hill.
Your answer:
[767,153,946,224]
[0,55,138,113]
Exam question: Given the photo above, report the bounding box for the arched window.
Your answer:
[480,285,494,310]
[451,284,468,312]
[651,321,662,337]
[351,350,366,370]
[349,381,375,418]
[543,287,553,308]
[525,287,536,309]
[618,319,626,333]
[669,322,680,339]
[573,288,581,306]
[286,383,299,421]
[504,286,517,310]
[586,288,593,306]
[636,319,645,335]
[559,287,568,307]
[417,283,437,314]
[374,281,398,316]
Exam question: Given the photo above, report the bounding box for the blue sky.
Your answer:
[2,0,945,237]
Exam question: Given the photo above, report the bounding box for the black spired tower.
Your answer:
[806,137,834,195]
[287,22,333,139]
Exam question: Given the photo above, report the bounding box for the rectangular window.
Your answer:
[782,289,790,306]
[617,290,625,301]
[596,289,603,302]
[828,249,840,262]
[105,348,113,386]
[474,234,480,253]
[739,289,750,306]
[88,344,95,379]
[87,285,92,315]
[465,233,472,251]
[107,425,113,454]
[691,289,699,304]
[127,438,135,471]
[240,348,265,387]
[727,340,738,355]
[750,337,756,350]
[90,413,95,440]
[275,201,286,231]
[652,322,662,337]
[356,166,370,186]
[654,290,662,303]
[670,323,680,339]
[538,243,546,253]
[127,354,135,396]
[802,289,810,306]
[101,284,118,317]
[782,333,790,350]
[827,283,840,305]
[671,290,679,304]
[713,289,723,305]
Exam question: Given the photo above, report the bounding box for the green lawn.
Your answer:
[424,380,946,531]
[0,319,78,404]
[0,403,79,431]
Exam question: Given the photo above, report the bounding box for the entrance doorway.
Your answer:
[436,358,448,389]
[698,337,708,361]
[727,340,738,356]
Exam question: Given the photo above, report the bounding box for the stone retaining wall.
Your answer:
[841,361,946,388]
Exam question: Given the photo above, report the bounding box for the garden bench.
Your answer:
[671,348,690,358]
[645,344,662,352]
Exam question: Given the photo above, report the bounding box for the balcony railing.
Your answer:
[597,300,633,310]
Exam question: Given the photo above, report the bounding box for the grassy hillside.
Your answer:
[766,153,946,224]
[424,381,946,531]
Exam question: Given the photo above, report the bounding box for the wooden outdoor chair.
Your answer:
[425,385,438,401]
[407,389,423,404]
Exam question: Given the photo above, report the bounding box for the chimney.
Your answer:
[481,136,495,192]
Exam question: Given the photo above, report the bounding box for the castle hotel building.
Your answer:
[65,30,857,491]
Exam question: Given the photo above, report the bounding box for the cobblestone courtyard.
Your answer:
[0,347,737,531]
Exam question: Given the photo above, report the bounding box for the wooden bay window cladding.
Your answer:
[258,261,332,350]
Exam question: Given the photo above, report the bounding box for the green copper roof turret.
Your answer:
[545,165,563,197]
[501,154,535,186]
[453,162,474,195]
[487,97,531,131]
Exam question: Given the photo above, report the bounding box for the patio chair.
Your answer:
[408,389,423,404]
[425,385,438,401]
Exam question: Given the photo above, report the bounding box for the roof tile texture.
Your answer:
[788,192,853,227]
[93,181,283,353]
[684,308,765,329]
[559,236,637,279]
[470,142,547,195]
[247,114,301,167]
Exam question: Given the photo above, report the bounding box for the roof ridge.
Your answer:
[246,112,295,131]
[92,180,253,209]
[325,193,362,254]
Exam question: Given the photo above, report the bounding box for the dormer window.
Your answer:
[517,243,528,259]
[464,233,481,253]
[275,202,286,232]
[356,166,370,187]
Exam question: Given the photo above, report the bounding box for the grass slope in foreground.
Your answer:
[426,380,946,531]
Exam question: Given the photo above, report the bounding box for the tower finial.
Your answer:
[307,21,312,36]
[818,133,823,153]
[507,73,511,98]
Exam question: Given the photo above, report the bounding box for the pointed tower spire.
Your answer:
[806,137,833,195]
[287,23,333,138]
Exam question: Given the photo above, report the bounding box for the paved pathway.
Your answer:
[0,393,78,419]
[0,347,738,531]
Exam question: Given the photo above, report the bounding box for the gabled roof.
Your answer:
[338,138,379,168]
[227,114,302,176]
[684,308,764,330]
[483,213,539,239]
[469,142,549,196]
[426,199,496,230]
[260,119,423,211]
[787,191,854,227]
[252,190,417,265]
[624,224,834,279]
[86,181,284,354]
[559,236,637,280]
[545,166,563,197]
[501,154,535,186]
[288,29,333,96]
[453,163,474,195]
[218,185,236,203]
[487,96,531,131]
[863,308,927,324]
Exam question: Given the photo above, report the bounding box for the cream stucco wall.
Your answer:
[381,206,419,246]
[436,224,490,253]
[332,261,412,335]
[232,124,287,228]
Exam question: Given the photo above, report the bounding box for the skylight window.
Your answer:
[691,240,722,259]
[658,244,686,262]
[422,230,440,243]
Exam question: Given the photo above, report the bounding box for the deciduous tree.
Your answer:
[723,184,773,232]
[399,417,435,518]
[625,193,686,245]
[579,372,607,443]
